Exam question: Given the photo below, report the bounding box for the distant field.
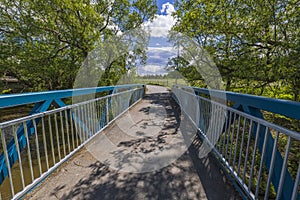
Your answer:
[135,78,187,88]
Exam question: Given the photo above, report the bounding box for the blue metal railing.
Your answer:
[192,87,300,120]
[0,84,145,199]
[172,85,300,200]
[192,86,300,200]
[0,84,144,109]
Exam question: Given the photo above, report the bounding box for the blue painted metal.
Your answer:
[0,87,111,108]
[245,106,297,200]
[0,100,53,185]
[0,85,143,109]
[53,99,67,108]
[193,87,300,120]
[192,86,300,200]
[0,84,144,185]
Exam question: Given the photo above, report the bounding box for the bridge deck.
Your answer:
[25,86,241,200]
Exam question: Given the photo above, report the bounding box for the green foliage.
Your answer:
[1,88,11,94]
[166,56,204,85]
[0,0,157,91]
[172,0,300,99]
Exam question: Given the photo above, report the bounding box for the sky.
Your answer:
[137,0,177,76]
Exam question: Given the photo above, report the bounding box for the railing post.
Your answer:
[0,129,15,197]
[106,97,109,124]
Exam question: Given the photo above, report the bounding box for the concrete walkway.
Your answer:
[25,85,241,200]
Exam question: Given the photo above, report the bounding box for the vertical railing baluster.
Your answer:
[74,108,79,147]
[78,107,84,144]
[23,122,34,182]
[255,127,269,198]
[291,161,300,200]
[79,106,83,142]
[97,101,101,130]
[205,100,210,134]
[225,111,232,160]
[60,111,66,158]
[213,105,220,148]
[70,108,75,150]
[41,117,49,170]
[228,113,237,164]
[215,105,221,148]
[233,114,241,169]
[87,103,92,138]
[276,136,291,200]
[106,97,109,125]
[212,105,218,149]
[91,102,96,134]
[84,104,88,139]
[96,101,99,129]
[12,125,25,189]
[77,107,82,145]
[0,128,15,197]
[242,120,253,182]
[237,117,247,176]
[54,113,61,161]
[81,104,88,142]
[248,123,261,192]
[264,131,279,200]
[48,115,55,165]
[86,103,90,137]
[222,110,228,156]
[87,102,94,137]
[65,110,71,154]
[88,103,92,135]
[196,96,200,129]
[33,119,42,176]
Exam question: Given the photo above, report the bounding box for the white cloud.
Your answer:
[148,46,176,52]
[161,2,175,15]
[143,65,162,73]
[138,46,177,75]
[143,2,176,38]
[138,2,177,75]
[147,47,177,64]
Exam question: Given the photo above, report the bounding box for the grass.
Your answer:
[134,78,187,88]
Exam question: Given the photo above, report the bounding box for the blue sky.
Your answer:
[138,1,177,75]
[157,0,175,15]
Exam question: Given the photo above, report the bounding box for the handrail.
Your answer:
[0,84,143,109]
[0,85,145,200]
[174,85,300,120]
[172,85,300,200]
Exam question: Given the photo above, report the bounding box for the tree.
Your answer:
[172,0,299,98]
[0,0,157,92]
[166,56,203,85]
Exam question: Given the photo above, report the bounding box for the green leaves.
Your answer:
[172,0,299,99]
[0,0,157,91]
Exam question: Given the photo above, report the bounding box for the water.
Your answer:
[0,149,61,200]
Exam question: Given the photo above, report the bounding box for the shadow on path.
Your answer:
[27,86,241,200]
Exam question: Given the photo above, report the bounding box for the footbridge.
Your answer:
[0,84,299,200]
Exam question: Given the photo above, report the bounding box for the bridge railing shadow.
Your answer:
[173,85,300,200]
[0,85,145,200]
[58,89,240,200]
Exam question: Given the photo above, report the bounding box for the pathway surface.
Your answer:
[25,85,241,200]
